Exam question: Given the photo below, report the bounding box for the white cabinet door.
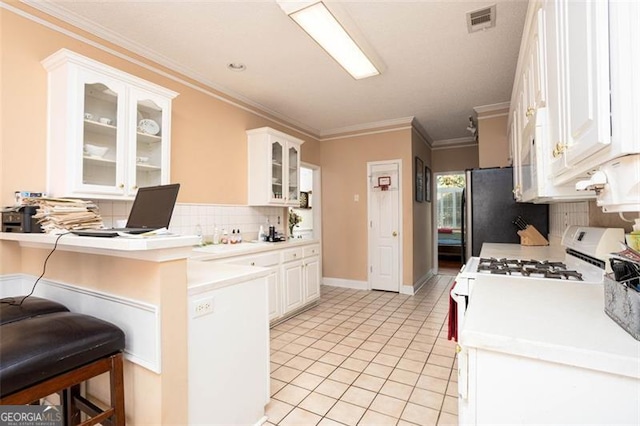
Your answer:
[75,68,128,196]
[128,87,172,196]
[282,260,304,313]
[553,0,610,178]
[285,143,300,206]
[266,268,280,321]
[303,256,320,302]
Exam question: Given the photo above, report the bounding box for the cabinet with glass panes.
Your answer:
[247,127,303,207]
[42,49,177,199]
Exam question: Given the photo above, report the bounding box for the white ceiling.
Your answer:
[28,0,528,142]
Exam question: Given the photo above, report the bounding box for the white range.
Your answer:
[450,226,640,425]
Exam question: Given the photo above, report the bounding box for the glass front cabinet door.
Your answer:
[247,127,304,207]
[42,49,178,199]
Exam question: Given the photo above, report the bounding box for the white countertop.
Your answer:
[187,260,270,295]
[0,232,200,262]
[480,243,566,262]
[191,238,319,261]
[462,274,640,379]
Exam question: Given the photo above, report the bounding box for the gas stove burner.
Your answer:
[477,257,583,281]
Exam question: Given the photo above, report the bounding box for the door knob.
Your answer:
[392,231,398,237]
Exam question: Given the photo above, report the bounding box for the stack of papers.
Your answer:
[26,197,103,233]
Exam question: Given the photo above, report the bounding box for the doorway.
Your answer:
[435,172,465,273]
[367,160,402,292]
[290,163,321,241]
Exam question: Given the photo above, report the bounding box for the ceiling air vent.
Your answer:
[467,4,496,33]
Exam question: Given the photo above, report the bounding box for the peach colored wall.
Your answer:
[432,145,479,173]
[0,4,321,207]
[8,242,187,424]
[320,129,413,285]
[478,113,510,168]
[411,129,433,286]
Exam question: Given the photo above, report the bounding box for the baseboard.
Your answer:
[322,277,369,290]
[0,273,161,373]
[269,299,320,328]
[410,270,436,294]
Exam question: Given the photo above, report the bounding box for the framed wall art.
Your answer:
[415,157,424,202]
[425,166,432,202]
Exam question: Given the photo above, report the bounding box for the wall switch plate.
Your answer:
[354,194,359,202]
[193,297,214,318]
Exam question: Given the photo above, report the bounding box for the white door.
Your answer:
[368,161,401,292]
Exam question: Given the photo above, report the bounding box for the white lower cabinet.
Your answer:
[282,259,304,313]
[211,242,321,324]
[303,256,320,301]
[266,268,280,321]
[459,347,639,425]
[281,245,321,316]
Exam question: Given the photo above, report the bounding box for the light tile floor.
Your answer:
[267,275,458,426]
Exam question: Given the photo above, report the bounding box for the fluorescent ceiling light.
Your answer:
[287,2,379,80]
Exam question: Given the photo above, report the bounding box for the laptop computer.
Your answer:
[72,183,180,237]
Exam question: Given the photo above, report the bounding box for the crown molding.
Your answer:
[410,118,433,148]
[19,0,321,138]
[431,137,477,150]
[473,101,510,115]
[320,116,415,139]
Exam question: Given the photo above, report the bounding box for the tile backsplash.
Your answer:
[549,201,590,238]
[95,200,286,240]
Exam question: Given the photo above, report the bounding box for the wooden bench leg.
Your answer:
[110,353,125,426]
[62,385,82,426]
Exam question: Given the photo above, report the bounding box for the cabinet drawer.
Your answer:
[229,252,280,267]
[282,248,303,263]
[303,245,320,258]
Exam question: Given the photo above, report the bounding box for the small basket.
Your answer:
[603,274,640,341]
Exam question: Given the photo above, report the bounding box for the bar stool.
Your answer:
[0,298,126,426]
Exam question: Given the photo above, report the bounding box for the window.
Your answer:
[437,174,465,230]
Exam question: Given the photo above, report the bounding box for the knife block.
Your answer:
[518,225,549,246]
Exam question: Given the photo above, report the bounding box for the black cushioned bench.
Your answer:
[0,297,126,426]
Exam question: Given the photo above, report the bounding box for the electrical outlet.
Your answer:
[193,297,214,318]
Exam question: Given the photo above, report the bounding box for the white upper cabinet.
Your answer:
[510,1,593,202]
[42,49,177,199]
[509,0,640,203]
[551,0,611,182]
[247,127,304,207]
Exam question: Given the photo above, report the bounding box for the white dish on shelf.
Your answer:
[138,119,160,135]
[136,156,149,164]
[83,143,108,158]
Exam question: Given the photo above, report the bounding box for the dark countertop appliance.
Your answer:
[462,167,549,261]
[2,206,42,233]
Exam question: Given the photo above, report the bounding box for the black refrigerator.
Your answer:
[461,167,549,262]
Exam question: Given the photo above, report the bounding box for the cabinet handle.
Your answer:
[251,262,255,266]
[392,231,398,237]
[118,183,124,189]
[132,185,138,190]
[526,107,535,118]
[512,185,521,195]
[293,253,297,258]
[552,142,567,158]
